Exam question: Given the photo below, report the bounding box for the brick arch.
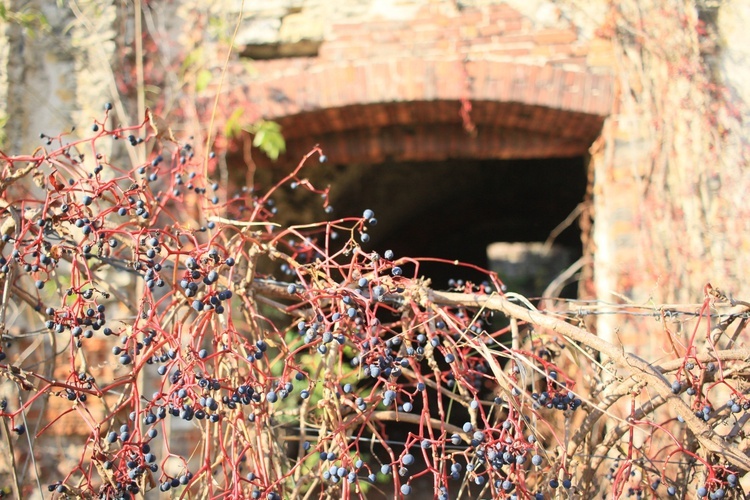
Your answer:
[244,58,611,167]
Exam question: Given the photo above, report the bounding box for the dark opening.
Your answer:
[239,40,322,60]
[326,157,587,291]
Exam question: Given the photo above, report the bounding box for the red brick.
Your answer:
[474,46,532,58]
[524,65,541,104]
[533,29,578,45]
[478,23,504,37]
[489,4,523,22]
[364,19,410,31]
[587,38,615,68]
[587,74,612,115]
[234,38,613,158]
[502,18,525,32]
[549,56,589,68]
[370,30,402,44]
[459,9,484,24]
[563,77,585,111]
[494,33,534,44]
[330,23,365,38]
[495,73,514,102]
[532,45,553,57]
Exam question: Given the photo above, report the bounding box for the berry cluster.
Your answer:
[1,107,749,499]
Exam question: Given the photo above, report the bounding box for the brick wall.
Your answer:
[221,0,613,173]
[214,0,748,355]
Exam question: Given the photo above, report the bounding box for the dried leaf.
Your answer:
[33,170,45,189]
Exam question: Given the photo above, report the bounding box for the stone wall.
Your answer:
[1,0,117,159]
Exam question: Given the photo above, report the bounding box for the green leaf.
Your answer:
[195,69,212,92]
[252,129,266,148]
[223,107,245,139]
[19,12,36,27]
[250,120,286,161]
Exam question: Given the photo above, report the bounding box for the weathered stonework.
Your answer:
[3,1,75,154]
[0,0,117,162]
[0,2,9,149]
[68,0,118,143]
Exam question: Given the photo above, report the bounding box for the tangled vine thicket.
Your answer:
[0,107,748,499]
[0,0,749,499]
